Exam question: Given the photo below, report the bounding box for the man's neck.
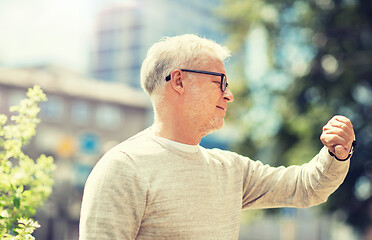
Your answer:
[151,121,202,145]
[151,92,205,145]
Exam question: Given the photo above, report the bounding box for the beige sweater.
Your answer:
[79,129,349,240]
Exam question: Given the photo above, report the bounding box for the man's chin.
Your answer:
[210,118,225,132]
[199,118,225,138]
[216,119,225,129]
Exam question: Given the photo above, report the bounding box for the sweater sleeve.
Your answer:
[79,150,147,240]
[241,146,350,209]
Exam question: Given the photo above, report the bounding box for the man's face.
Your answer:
[183,58,234,137]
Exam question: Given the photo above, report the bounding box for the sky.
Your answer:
[0,0,105,74]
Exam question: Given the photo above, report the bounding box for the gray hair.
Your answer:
[140,34,230,96]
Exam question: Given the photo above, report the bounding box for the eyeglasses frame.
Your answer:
[165,69,228,92]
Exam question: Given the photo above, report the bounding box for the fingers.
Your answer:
[322,115,355,144]
[323,116,354,139]
[322,134,349,148]
[335,144,348,160]
[320,115,356,159]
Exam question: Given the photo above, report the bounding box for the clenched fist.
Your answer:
[320,115,356,160]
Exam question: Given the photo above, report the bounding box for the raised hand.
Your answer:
[320,115,356,160]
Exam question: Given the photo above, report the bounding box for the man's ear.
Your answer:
[169,69,184,94]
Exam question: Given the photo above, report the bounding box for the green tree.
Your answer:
[0,86,55,239]
[221,0,372,235]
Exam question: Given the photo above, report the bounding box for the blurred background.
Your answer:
[0,0,371,239]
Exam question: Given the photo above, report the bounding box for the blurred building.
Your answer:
[90,0,224,88]
[91,1,143,88]
[0,66,151,240]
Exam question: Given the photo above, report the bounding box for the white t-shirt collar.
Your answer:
[150,129,200,153]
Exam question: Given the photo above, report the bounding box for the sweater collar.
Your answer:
[149,128,200,153]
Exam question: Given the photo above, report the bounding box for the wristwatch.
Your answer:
[329,140,357,161]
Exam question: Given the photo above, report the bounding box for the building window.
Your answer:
[96,50,115,69]
[71,101,91,125]
[93,69,114,82]
[95,104,122,130]
[40,95,65,121]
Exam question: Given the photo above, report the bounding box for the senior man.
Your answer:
[79,34,355,239]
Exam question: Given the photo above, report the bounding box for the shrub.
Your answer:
[0,86,55,239]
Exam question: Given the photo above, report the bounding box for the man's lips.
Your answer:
[216,106,226,111]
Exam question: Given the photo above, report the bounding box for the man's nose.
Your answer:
[223,88,234,102]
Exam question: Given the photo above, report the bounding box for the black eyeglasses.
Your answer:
[165,69,229,92]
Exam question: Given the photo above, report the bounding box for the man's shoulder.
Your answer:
[204,147,238,159]
[106,128,165,160]
[202,147,252,167]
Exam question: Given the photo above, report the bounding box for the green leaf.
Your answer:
[13,196,20,208]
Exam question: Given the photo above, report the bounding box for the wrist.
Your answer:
[328,140,357,161]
